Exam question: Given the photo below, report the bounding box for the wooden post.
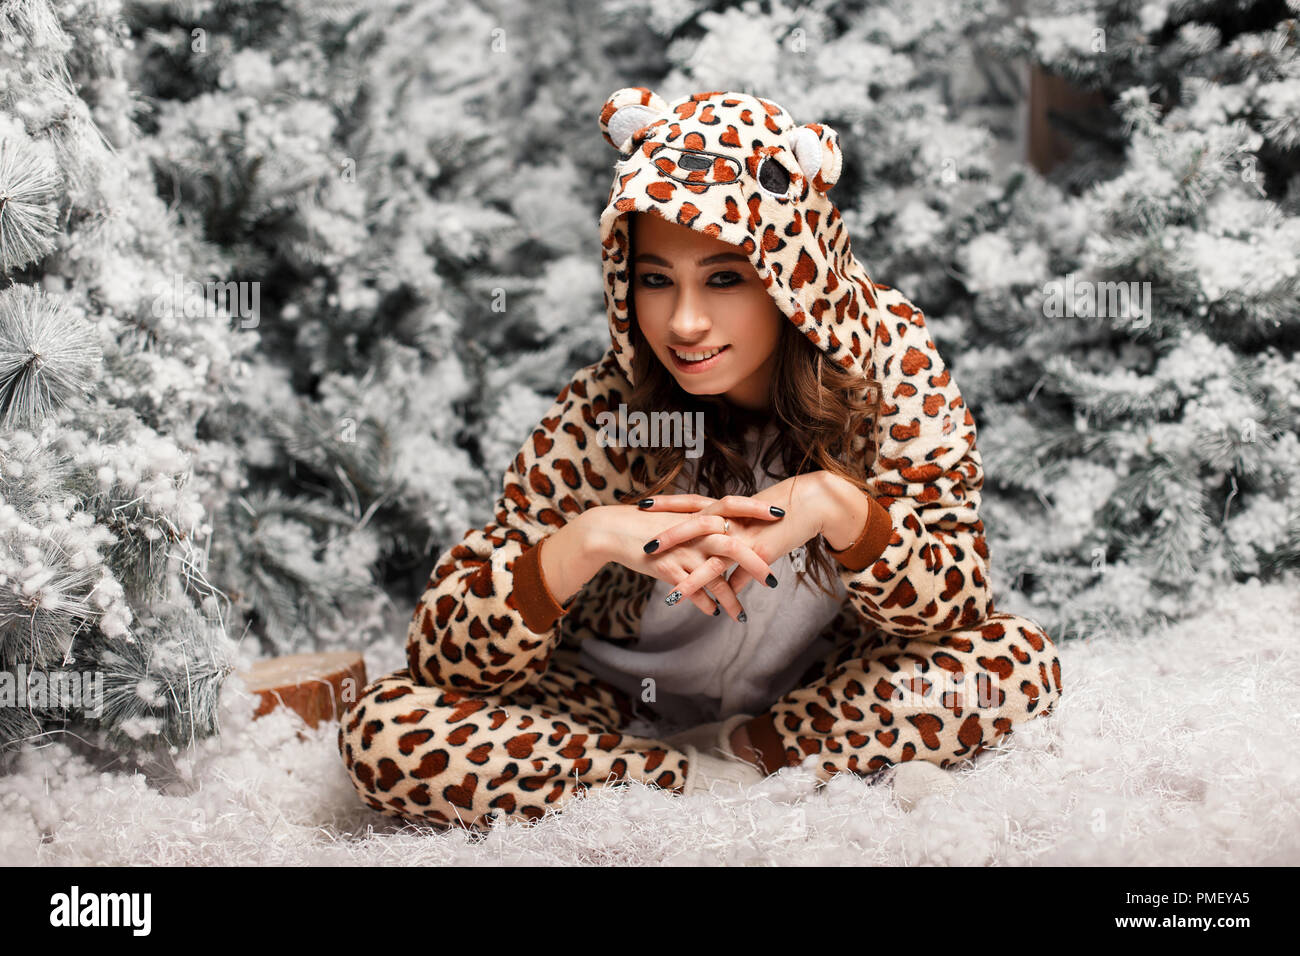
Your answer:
[238,651,368,729]
[1027,63,1108,174]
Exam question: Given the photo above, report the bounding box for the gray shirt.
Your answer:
[578,423,848,727]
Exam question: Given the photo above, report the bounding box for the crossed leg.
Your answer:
[743,610,1064,778]
[339,612,1063,829]
[338,646,691,830]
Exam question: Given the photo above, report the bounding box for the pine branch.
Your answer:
[0,285,102,430]
[0,136,61,274]
[1043,353,1183,424]
[76,601,236,751]
[1105,453,1213,582]
[217,489,379,654]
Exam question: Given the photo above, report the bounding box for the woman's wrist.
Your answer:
[537,508,608,607]
[815,471,876,552]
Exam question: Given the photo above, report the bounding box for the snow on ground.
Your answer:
[2,574,1298,866]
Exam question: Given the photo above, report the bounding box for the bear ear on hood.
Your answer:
[789,122,842,192]
[599,86,670,153]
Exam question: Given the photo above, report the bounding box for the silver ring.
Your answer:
[722,518,730,535]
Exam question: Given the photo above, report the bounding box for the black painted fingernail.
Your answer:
[766,573,778,588]
[643,539,659,553]
[638,498,654,508]
[769,506,785,517]
[738,610,747,624]
[665,590,681,606]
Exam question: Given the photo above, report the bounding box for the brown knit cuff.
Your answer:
[824,494,893,573]
[745,712,791,774]
[511,536,574,635]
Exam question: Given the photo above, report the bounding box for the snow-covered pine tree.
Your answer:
[0,0,245,758]
[947,0,1300,641]
[11,0,1286,766]
[137,0,678,656]
[120,0,529,654]
[335,0,629,492]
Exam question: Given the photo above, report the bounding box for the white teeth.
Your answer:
[675,346,725,362]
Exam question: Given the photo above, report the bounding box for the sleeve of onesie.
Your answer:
[405,362,619,695]
[823,287,996,640]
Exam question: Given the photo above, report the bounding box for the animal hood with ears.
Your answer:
[597,87,876,394]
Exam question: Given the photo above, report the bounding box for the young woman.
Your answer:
[338,88,1063,830]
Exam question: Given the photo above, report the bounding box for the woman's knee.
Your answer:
[337,669,493,827]
[975,612,1062,722]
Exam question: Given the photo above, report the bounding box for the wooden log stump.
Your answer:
[238,651,367,729]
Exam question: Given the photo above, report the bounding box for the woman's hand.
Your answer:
[635,471,839,616]
[631,493,786,621]
[583,504,782,621]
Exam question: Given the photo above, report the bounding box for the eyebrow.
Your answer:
[633,252,751,267]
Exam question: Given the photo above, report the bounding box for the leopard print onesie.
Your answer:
[338,88,1063,829]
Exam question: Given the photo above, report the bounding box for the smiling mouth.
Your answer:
[671,345,730,362]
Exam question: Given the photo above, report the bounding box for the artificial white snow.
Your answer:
[1045,461,1118,551]
[116,715,165,742]
[135,678,165,707]
[1225,498,1292,573]
[1027,14,1104,62]
[1138,1,1172,35]
[2,574,1296,866]
[679,8,788,92]
[1257,77,1300,126]
[219,49,278,96]
[958,232,1047,295]
[893,198,946,252]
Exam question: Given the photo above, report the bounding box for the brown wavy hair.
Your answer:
[615,215,885,600]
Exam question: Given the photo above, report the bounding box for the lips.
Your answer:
[669,344,731,373]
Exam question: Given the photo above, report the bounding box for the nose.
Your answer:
[668,283,711,340]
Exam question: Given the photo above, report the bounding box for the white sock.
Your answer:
[681,744,765,796]
[890,760,958,811]
[665,712,766,797]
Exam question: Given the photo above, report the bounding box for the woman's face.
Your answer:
[630,212,784,410]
